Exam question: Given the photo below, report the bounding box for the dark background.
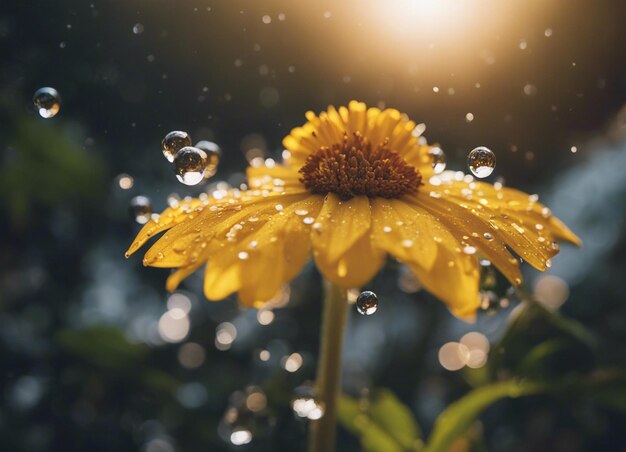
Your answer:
[1,1,626,451]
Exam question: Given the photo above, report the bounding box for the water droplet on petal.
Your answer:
[483,232,493,241]
[238,251,249,260]
[130,195,152,224]
[33,87,61,118]
[468,146,496,178]
[174,146,208,185]
[463,245,477,255]
[356,291,378,315]
[162,131,192,162]
[429,147,446,174]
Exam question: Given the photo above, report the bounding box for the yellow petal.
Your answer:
[406,238,481,319]
[370,198,438,271]
[203,195,324,303]
[314,232,385,289]
[409,193,523,286]
[311,193,371,263]
[246,164,304,191]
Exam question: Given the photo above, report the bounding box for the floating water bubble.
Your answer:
[162,131,192,162]
[356,291,378,315]
[33,87,61,118]
[292,383,325,420]
[195,140,221,178]
[428,147,446,174]
[130,196,152,224]
[174,146,208,185]
[467,146,496,178]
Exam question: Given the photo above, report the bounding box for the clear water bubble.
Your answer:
[174,146,208,186]
[33,87,61,118]
[467,146,496,178]
[291,383,325,420]
[195,140,221,178]
[356,291,378,315]
[428,147,446,174]
[162,131,192,162]
[130,196,152,224]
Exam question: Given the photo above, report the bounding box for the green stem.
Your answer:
[308,280,349,452]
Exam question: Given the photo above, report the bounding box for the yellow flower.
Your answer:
[126,101,580,318]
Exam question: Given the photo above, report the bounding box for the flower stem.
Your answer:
[308,280,349,452]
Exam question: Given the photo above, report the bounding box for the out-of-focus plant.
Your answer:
[0,101,104,228]
[338,297,626,452]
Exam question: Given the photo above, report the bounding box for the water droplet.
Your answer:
[33,87,61,118]
[238,251,249,260]
[292,383,325,420]
[483,232,493,241]
[467,147,496,178]
[195,140,221,178]
[174,146,208,185]
[130,196,152,224]
[303,217,315,225]
[463,245,477,255]
[132,23,144,34]
[465,112,474,122]
[429,147,446,174]
[162,131,192,162]
[356,291,378,315]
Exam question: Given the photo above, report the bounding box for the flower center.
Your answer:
[299,132,421,199]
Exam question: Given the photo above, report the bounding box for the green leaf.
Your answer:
[489,300,596,380]
[425,380,545,452]
[338,390,423,452]
[56,326,147,370]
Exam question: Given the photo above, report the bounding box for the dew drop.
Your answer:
[174,146,208,186]
[129,195,152,224]
[195,140,221,178]
[467,147,496,178]
[162,130,192,162]
[429,147,447,174]
[33,87,61,118]
[463,245,477,255]
[356,291,378,315]
[483,232,493,241]
[302,217,315,225]
[238,251,249,260]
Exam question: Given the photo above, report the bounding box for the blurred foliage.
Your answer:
[339,389,422,452]
[0,101,104,229]
[338,299,626,452]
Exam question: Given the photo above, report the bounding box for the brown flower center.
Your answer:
[299,132,421,199]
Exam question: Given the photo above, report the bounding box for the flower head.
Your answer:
[126,101,580,318]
